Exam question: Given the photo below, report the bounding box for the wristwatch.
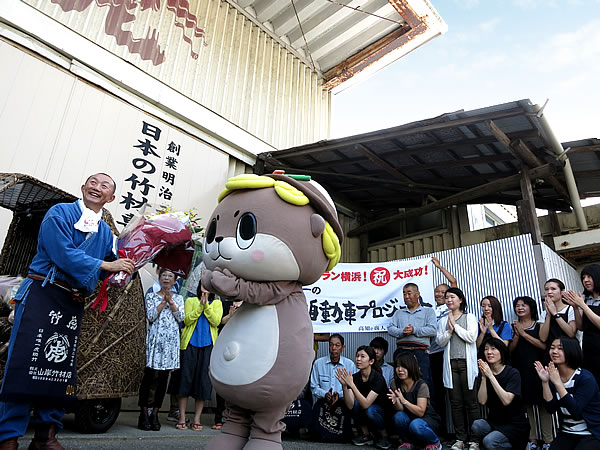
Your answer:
[554,314,561,320]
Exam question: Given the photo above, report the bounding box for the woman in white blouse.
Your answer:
[137,268,184,431]
[436,287,479,450]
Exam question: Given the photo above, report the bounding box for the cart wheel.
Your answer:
[74,398,121,433]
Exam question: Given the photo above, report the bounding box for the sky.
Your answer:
[331,0,600,145]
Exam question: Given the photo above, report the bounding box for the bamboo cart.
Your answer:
[0,173,146,433]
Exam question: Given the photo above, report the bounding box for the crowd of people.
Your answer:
[300,260,600,450]
[1,172,599,450]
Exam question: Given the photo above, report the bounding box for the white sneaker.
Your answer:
[467,442,480,450]
[451,441,465,450]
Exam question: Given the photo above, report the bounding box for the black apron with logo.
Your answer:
[0,279,83,405]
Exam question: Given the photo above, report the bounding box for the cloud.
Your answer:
[478,17,501,33]
[512,0,559,8]
[529,19,600,70]
[452,0,481,9]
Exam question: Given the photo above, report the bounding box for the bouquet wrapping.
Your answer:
[92,212,194,311]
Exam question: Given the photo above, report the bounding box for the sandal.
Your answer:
[191,423,203,431]
[211,423,223,430]
[175,422,188,430]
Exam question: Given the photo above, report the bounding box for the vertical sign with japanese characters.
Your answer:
[305,258,434,333]
[115,120,183,229]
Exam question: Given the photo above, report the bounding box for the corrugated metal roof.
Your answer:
[226,0,447,90]
[561,138,600,197]
[258,99,596,223]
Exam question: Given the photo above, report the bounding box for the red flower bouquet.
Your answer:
[92,211,195,310]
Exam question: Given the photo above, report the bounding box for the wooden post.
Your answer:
[518,168,542,245]
[360,233,369,263]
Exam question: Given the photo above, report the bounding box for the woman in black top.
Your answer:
[388,352,442,450]
[565,264,600,388]
[472,338,529,449]
[510,296,552,448]
[336,345,390,449]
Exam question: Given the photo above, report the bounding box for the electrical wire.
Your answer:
[325,0,405,25]
[291,0,316,71]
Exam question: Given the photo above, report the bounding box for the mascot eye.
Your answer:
[236,212,256,249]
[206,218,217,244]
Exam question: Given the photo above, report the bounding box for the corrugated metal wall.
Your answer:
[24,0,330,149]
[317,234,580,362]
[368,229,456,263]
[541,242,581,291]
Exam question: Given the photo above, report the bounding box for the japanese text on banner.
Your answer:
[304,258,434,333]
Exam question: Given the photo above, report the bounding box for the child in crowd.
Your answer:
[370,337,394,387]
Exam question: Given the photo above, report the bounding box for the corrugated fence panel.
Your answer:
[369,230,456,263]
[541,243,581,292]
[24,0,328,149]
[318,234,547,361]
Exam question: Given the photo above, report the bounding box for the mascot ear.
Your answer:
[310,214,326,238]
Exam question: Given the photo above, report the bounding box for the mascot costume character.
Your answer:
[201,173,342,449]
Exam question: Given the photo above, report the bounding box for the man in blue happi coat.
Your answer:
[0,173,134,450]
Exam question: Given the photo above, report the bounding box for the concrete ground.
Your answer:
[19,410,454,449]
[19,410,360,449]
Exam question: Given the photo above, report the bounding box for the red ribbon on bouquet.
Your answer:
[91,249,127,312]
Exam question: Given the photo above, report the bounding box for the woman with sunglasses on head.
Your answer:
[535,337,600,449]
[564,264,600,388]
[388,352,442,450]
[510,296,552,450]
[539,279,577,355]
[472,338,529,449]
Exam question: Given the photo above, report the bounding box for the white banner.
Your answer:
[305,258,434,333]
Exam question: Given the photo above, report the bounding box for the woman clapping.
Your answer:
[472,338,529,449]
[535,337,600,449]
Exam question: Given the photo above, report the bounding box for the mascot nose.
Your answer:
[215,236,223,243]
[223,341,240,361]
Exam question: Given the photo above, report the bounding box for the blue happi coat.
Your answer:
[28,201,115,295]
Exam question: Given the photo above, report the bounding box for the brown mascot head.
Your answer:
[202,174,343,285]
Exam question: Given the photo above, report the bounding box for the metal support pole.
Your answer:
[524,101,588,230]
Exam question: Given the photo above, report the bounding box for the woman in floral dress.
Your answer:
[137,268,184,431]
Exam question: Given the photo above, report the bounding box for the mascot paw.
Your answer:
[201,269,214,292]
[210,268,240,297]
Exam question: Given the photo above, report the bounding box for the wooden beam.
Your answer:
[398,154,513,171]
[568,144,600,153]
[261,166,463,194]
[355,143,414,183]
[486,120,572,203]
[347,164,555,236]
[573,170,600,178]
[517,168,543,244]
[262,107,529,159]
